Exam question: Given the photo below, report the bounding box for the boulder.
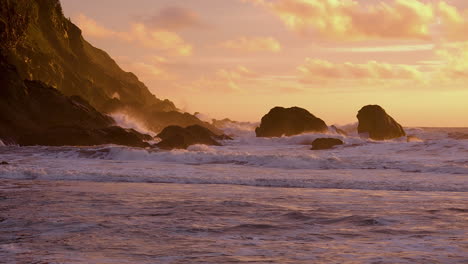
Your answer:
[311,138,344,150]
[256,107,328,137]
[357,105,406,140]
[0,161,9,165]
[157,125,231,150]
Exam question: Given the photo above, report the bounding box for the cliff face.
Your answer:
[0,0,220,134]
[0,55,150,147]
[1,0,173,111]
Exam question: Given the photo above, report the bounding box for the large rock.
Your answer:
[0,0,215,135]
[157,125,231,150]
[0,59,151,147]
[357,105,406,140]
[256,107,328,137]
[311,138,344,150]
[18,126,151,147]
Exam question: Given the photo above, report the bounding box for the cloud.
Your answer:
[298,58,422,83]
[142,6,205,31]
[221,37,281,53]
[323,44,435,53]
[436,42,468,79]
[75,14,192,56]
[437,1,468,41]
[246,0,435,41]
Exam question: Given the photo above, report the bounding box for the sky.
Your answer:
[61,0,468,127]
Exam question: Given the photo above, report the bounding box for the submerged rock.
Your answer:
[0,161,9,165]
[157,125,231,150]
[256,107,328,137]
[357,105,406,140]
[311,138,344,150]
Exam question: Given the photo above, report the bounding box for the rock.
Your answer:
[0,60,152,147]
[357,105,406,140]
[0,0,214,140]
[0,161,9,165]
[18,126,151,148]
[157,125,231,150]
[256,107,328,137]
[311,138,344,150]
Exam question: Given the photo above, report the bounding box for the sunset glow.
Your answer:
[62,0,468,126]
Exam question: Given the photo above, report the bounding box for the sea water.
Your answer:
[0,125,466,263]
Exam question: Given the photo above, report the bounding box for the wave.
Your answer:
[0,153,466,192]
[0,127,466,192]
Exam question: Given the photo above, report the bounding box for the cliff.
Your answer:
[0,0,219,136]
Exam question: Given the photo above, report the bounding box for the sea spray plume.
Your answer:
[211,118,258,138]
[111,112,156,137]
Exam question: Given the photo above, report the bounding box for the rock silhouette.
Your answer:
[256,107,328,137]
[0,0,217,139]
[311,138,344,150]
[357,105,406,140]
[157,125,231,150]
[0,60,151,147]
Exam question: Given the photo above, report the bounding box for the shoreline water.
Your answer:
[1,179,467,263]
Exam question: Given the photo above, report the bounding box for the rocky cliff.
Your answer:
[0,0,219,138]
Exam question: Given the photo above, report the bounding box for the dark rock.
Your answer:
[311,138,344,150]
[17,126,151,148]
[357,105,406,140]
[0,58,151,147]
[142,111,223,135]
[0,161,8,165]
[157,125,231,150]
[256,107,328,137]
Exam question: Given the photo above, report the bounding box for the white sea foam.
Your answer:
[110,112,156,136]
[0,127,466,191]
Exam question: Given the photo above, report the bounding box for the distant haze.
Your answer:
[61,0,468,127]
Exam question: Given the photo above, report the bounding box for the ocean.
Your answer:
[0,125,467,263]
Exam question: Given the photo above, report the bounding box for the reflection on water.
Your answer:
[0,180,466,263]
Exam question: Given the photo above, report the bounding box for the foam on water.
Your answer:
[0,127,466,191]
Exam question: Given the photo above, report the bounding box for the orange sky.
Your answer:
[61,0,468,127]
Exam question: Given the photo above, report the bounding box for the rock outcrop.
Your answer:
[0,59,151,147]
[157,125,231,150]
[0,0,218,137]
[256,107,328,137]
[357,105,406,140]
[311,138,344,150]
